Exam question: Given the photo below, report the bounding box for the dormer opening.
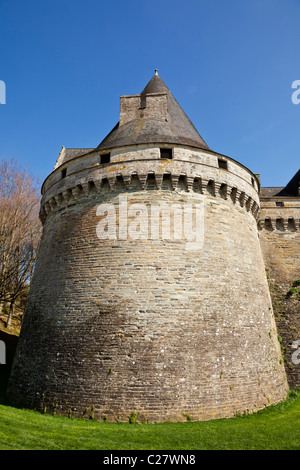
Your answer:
[160,148,173,159]
[100,153,111,164]
[218,158,227,170]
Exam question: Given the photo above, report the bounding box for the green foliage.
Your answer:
[129,412,137,424]
[287,281,300,298]
[289,287,298,295]
[183,414,191,421]
[89,405,95,421]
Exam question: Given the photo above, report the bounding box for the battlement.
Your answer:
[258,217,300,231]
[39,145,260,224]
[40,169,260,224]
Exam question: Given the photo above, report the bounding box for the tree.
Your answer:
[0,158,42,327]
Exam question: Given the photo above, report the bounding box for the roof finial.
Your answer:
[155,68,158,75]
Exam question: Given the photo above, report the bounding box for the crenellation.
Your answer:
[39,168,261,225]
[41,144,260,200]
[259,216,299,232]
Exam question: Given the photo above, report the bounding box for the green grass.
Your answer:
[0,369,300,450]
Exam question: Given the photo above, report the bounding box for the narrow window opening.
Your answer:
[160,148,173,159]
[251,177,255,187]
[100,153,111,164]
[61,168,67,179]
[276,201,284,207]
[218,159,227,170]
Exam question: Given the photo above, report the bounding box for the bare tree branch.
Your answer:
[0,158,42,326]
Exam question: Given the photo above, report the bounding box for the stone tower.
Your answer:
[8,72,288,422]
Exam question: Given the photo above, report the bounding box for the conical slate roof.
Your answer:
[96,72,210,151]
[275,169,300,197]
[260,168,300,197]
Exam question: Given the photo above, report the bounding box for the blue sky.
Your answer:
[0,0,299,188]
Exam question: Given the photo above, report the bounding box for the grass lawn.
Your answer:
[0,366,299,450]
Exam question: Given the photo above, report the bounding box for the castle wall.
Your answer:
[259,197,300,388]
[259,226,300,282]
[7,147,288,422]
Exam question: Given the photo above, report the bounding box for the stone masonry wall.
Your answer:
[7,147,288,422]
[259,198,300,388]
